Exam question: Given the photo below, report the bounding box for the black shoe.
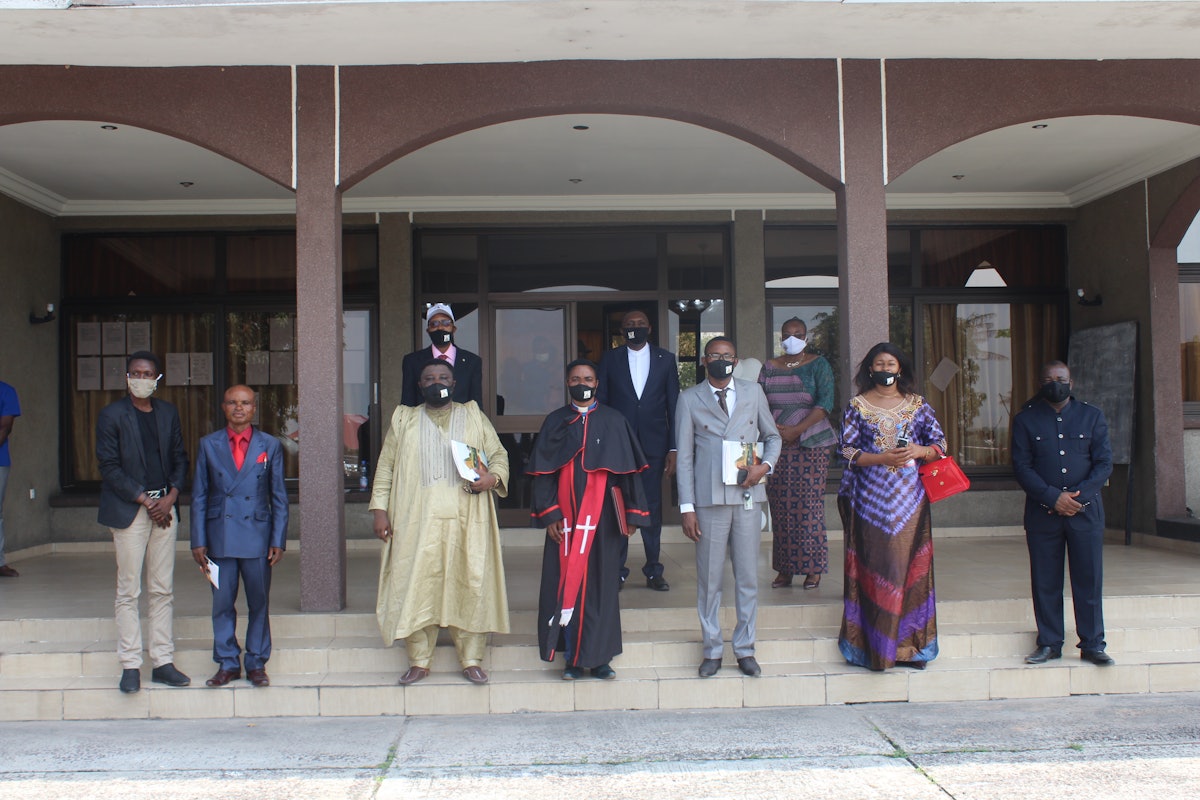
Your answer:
[591,664,616,680]
[896,660,927,670]
[562,666,585,681]
[737,656,762,677]
[151,663,191,687]
[646,575,670,592]
[698,658,722,678]
[1081,649,1115,666]
[119,668,140,694]
[1025,646,1063,665]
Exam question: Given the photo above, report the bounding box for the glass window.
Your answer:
[226,311,300,479]
[1180,278,1200,403]
[921,302,1062,466]
[226,233,296,294]
[494,307,566,416]
[920,227,1066,289]
[63,235,216,297]
[667,231,725,292]
[489,233,657,293]
[763,227,912,288]
[668,299,726,388]
[419,235,479,295]
[64,311,217,486]
[343,231,380,295]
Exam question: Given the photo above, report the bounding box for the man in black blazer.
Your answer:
[401,304,484,407]
[96,351,191,694]
[597,310,680,591]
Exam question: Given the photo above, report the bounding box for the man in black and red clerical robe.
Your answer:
[528,359,650,681]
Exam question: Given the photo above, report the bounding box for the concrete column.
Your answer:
[378,213,413,416]
[1148,245,1186,519]
[732,210,767,360]
[837,60,890,394]
[295,66,346,611]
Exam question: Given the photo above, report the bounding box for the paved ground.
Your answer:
[2,692,1199,799]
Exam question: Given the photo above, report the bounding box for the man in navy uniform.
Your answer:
[1011,360,1114,667]
[597,309,679,591]
[400,304,483,407]
[190,384,288,688]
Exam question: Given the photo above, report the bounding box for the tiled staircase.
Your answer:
[2,592,1198,721]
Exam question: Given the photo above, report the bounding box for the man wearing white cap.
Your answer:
[401,303,484,408]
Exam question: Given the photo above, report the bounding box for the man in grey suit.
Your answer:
[96,351,191,694]
[190,385,288,688]
[676,336,781,678]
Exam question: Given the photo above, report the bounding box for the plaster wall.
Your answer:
[1187,431,1200,514]
[0,194,60,552]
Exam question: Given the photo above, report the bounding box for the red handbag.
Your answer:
[919,456,970,502]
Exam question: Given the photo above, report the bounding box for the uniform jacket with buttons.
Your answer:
[1011,395,1112,533]
[189,427,288,558]
[675,377,782,508]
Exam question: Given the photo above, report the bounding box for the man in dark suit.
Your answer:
[676,336,781,678]
[96,351,191,694]
[401,303,484,407]
[597,309,679,591]
[190,385,288,688]
[1012,360,1115,667]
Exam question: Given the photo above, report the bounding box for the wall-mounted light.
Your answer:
[29,303,56,325]
[1076,288,1103,307]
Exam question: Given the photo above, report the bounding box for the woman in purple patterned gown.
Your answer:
[758,318,836,590]
[837,343,948,671]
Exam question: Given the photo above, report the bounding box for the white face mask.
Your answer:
[127,376,160,399]
[781,336,807,356]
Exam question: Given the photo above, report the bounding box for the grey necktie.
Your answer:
[716,388,728,416]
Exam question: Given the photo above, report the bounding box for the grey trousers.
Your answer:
[695,503,762,659]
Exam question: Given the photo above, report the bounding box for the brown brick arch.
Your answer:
[338,60,843,192]
[886,60,1200,182]
[0,66,294,190]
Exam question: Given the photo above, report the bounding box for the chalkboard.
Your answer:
[1066,321,1137,465]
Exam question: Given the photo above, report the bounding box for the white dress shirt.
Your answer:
[627,344,651,399]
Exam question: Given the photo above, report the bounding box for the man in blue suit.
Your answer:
[597,309,680,591]
[190,385,288,688]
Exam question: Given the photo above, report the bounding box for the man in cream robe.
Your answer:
[370,359,510,686]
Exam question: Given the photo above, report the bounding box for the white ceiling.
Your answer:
[1,1,1200,217]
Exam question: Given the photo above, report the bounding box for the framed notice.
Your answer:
[102,356,126,391]
[126,321,151,354]
[76,357,101,391]
[269,351,294,385]
[101,322,126,355]
[77,322,101,356]
[189,353,214,386]
[246,351,270,386]
[270,316,294,351]
[165,353,189,386]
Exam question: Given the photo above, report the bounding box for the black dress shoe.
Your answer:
[151,663,191,687]
[591,664,616,680]
[698,658,722,678]
[562,666,585,681]
[1081,649,1115,666]
[119,668,140,694]
[737,656,762,677]
[646,575,670,592]
[1025,646,1063,664]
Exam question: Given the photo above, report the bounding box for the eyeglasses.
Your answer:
[427,319,454,329]
[704,354,735,362]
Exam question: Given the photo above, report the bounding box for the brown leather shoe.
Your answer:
[0,565,19,578]
[206,668,241,687]
[398,666,430,686]
[246,668,270,687]
[462,666,489,685]
[771,572,792,588]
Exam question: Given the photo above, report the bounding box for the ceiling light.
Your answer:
[952,174,965,181]
[568,178,583,184]
[100,125,118,131]
[1032,123,1049,129]
[573,125,589,131]
[179,181,194,188]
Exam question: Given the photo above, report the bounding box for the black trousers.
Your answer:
[1025,520,1105,651]
[620,454,665,580]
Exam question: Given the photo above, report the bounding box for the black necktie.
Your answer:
[716,388,728,416]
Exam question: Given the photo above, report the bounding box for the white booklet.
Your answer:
[203,556,220,590]
[451,440,489,482]
[722,441,764,485]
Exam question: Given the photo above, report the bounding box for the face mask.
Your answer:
[781,336,807,356]
[706,360,734,381]
[422,383,452,407]
[127,377,159,399]
[569,384,595,403]
[429,329,453,347]
[534,352,550,363]
[870,370,898,388]
[624,327,650,347]
[1040,380,1071,404]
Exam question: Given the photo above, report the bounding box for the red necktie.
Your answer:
[438,354,449,362]
[233,436,248,470]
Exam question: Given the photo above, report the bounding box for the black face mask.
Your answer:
[429,329,453,347]
[706,360,734,381]
[422,383,453,407]
[624,327,650,347]
[870,370,898,387]
[569,384,595,404]
[1040,380,1071,404]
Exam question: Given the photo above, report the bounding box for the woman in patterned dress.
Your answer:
[837,342,948,671]
[758,318,836,590]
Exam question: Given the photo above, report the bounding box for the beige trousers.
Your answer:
[111,506,177,669]
[404,625,486,669]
